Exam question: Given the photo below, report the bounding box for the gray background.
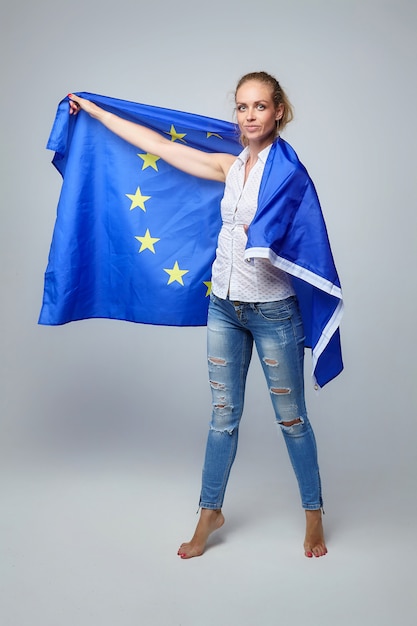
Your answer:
[1,0,416,624]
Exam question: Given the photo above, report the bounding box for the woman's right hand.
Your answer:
[68,93,102,118]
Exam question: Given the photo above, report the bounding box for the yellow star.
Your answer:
[207,132,222,139]
[126,186,151,211]
[135,229,160,253]
[203,281,212,296]
[163,261,189,285]
[137,153,160,171]
[165,124,187,143]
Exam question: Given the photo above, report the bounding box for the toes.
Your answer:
[309,545,327,558]
[305,543,327,558]
[177,543,188,556]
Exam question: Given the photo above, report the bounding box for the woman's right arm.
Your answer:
[68,94,235,183]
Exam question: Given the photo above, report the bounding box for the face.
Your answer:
[235,80,283,148]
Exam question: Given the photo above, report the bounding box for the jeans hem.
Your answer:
[199,501,223,510]
[302,501,323,511]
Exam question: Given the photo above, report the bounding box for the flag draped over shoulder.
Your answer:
[245,138,344,387]
[39,92,343,386]
[39,92,241,327]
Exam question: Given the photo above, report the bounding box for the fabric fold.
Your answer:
[245,138,343,386]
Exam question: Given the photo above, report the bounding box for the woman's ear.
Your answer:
[275,103,284,121]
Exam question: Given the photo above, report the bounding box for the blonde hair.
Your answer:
[235,71,294,144]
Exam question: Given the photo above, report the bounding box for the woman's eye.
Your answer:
[257,104,265,110]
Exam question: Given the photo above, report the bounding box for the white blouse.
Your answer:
[211,145,295,302]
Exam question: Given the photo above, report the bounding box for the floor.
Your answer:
[1,442,415,626]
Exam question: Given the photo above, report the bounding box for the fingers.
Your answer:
[68,93,82,115]
[68,101,80,115]
[67,93,101,119]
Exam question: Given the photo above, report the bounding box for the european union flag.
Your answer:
[39,92,343,386]
[39,92,241,327]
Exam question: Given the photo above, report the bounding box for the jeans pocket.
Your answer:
[255,297,294,322]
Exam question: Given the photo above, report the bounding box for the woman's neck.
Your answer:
[247,135,275,160]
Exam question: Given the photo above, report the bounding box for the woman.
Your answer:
[69,71,327,559]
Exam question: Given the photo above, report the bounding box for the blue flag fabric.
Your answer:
[245,138,344,386]
[39,92,343,386]
[39,92,241,326]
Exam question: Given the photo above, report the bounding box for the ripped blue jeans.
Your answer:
[200,294,322,511]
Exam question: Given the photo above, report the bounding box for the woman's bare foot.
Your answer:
[304,509,327,558]
[178,508,225,559]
